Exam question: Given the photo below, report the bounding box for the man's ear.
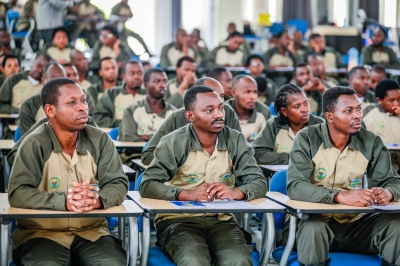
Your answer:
[377,98,382,105]
[184,110,195,123]
[41,77,44,85]
[44,104,55,118]
[325,112,333,123]
[232,89,237,98]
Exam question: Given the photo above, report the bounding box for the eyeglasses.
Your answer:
[250,62,264,67]
[99,33,114,40]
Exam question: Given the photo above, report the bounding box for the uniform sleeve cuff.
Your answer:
[54,192,67,211]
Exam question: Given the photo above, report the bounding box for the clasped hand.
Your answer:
[179,182,244,202]
[335,187,393,207]
[66,181,101,213]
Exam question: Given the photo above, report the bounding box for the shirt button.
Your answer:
[69,169,73,173]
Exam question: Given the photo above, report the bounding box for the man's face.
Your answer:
[294,66,312,87]
[279,32,291,49]
[248,58,264,77]
[227,36,243,51]
[99,59,118,83]
[146,72,167,99]
[0,31,10,47]
[47,84,89,131]
[307,56,325,78]
[309,36,325,52]
[378,89,400,114]
[328,94,363,135]
[233,78,258,110]
[293,31,303,45]
[350,69,370,96]
[186,91,225,134]
[53,31,68,50]
[42,65,66,84]
[372,29,385,47]
[228,24,236,34]
[176,60,196,82]
[369,71,386,91]
[176,30,189,46]
[71,51,88,73]
[124,63,143,89]
[189,32,200,45]
[202,79,225,102]
[100,30,116,47]
[64,65,79,82]
[3,58,20,78]
[216,71,233,98]
[30,56,51,81]
[280,92,310,124]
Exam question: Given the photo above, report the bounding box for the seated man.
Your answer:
[363,79,400,172]
[93,60,146,127]
[308,33,344,69]
[139,85,267,266]
[349,66,376,106]
[208,66,233,100]
[0,54,52,113]
[293,30,310,58]
[369,64,387,91]
[0,28,21,60]
[119,68,176,142]
[306,54,339,89]
[246,54,279,106]
[160,28,197,68]
[252,84,324,165]
[90,25,132,69]
[292,63,325,115]
[226,75,270,142]
[165,56,197,108]
[19,62,66,135]
[285,86,400,266]
[361,26,400,69]
[204,31,246,68]
[0,54,21,87]
[141,77,241,164]
[70,49,99,90]
[88,57,120,104]
[8,78,128,265]
[189,28,208,63]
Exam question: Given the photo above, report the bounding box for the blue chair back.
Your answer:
[6,10,20,31]
[142,141,149,152]
[270,170,288,230]
[135,172,144,191]
[270,22,283,35]
[286,19,308,35]
[108,127,119,140]
[13,126,21,142]
[269,104,277,116]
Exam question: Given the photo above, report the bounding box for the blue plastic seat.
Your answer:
[108,127,119,140]
[6,10,35,54]
[286,19,308,35]
[13,126,21,142]
[269,22,283,35]
[270,170,381,265]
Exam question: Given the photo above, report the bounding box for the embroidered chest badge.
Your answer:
[186,174,199,184]
[316,167,327,179]
[379,121,386,129]
[20,87,26,94]
[49,177,61,190]
[138,124,147,135]
[250,133,257,141]
[116,104,124,113]
[279,147,289,153]
[221,173,232,182]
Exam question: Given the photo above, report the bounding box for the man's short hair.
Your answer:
[228,31,243,38]
[322,86,355,113]
[143,67,165,83]
[184,85,215,111]
[371,64,386,74]
[348,66,367,78]
[208,66,227,80]
[123,60,142,73]
[176,56,196,68]
[245,54,264,67]
[62,63,74,68]
[293,62,308,75]
[41,78,78,108]
[102,24,119,39]
[98,56,115,70]
[51,27,69,41]
[194,77,218,86]
[232,74,255,89]
[309,33,322,41]
[36,53,54,63]
[277,30,288,39]
[141,61,151,68]
[2,54,20,68]
[42,62,63,78]
[375,79,400,100]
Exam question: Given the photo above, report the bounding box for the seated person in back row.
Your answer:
[165,56,197,108]
[141,77,241,164]
[93,60,146,128]
[306,54,339,89]
[88,57,121,104]
[38,27,73,64]
[0,54,20,87]
[369,64,387,91]
[285,86,400,266]
[0,53,52,113]
[140,85,268,266]
[252,84,324,165]
[208,66,233,100]
[349,66,376,107]
[0,28,21,61]
[308,33,344,69]
[226,75,270,142]
[8,78,128,265]
[70,49,99,90]
[363,79,400,173]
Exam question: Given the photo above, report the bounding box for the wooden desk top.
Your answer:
[9,125,18,132]
[131,159,148,171]
[259,164,288,172]
[0,114,19,119]
[128,191,285,214]
[112,140,146,149]
[0,139,14,150]
[266,192,400,214]
[0,194,143,218]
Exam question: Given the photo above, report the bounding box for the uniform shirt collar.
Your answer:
[46,123,87,155]
[321,122,360,151]
[188,124,228,152]
[143,97,170,118]
[227,99,257,123]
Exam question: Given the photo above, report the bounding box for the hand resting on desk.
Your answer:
[66,181,102,213]
[333,187,393,207]
[177,182,245,202]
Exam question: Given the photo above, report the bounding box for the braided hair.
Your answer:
[274,84,303,124]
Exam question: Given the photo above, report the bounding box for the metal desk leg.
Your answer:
[140,216,150,266]
[2,152,10,193]
[260,213,275,266]
[118,217,125,248]
[128,217,138,266]
[279,215,297,266]
[1,222,10,266]
[242,213,250,232]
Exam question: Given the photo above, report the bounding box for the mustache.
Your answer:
[211,118,225,124]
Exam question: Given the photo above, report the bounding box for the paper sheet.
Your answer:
[202,201,256,209]
[369,204,400,210]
